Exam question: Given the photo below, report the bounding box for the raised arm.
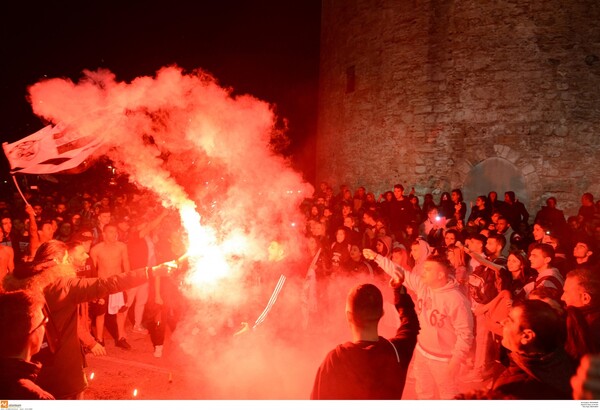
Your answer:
[362,248,408,283]
[391,283,420,342]
[138,208,169,239]
[25,204,40,259]
[459,242,503,273]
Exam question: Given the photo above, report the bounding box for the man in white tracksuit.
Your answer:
[364,249,473,399]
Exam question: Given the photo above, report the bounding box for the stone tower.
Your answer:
[317,0,600,214]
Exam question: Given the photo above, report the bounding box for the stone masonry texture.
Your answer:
[316,0,600,216]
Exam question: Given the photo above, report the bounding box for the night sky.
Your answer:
[0,1,321,182]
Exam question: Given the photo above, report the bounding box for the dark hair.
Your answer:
[574,237,597,254]
[505,191,516,202]
[97,207,111,216]
[347,283,384,326]
[445,229,458,238]
[39,219,54,228]
[394,184,404,191]
[362,209,378,221]
[508,250,529,273]
[451,189,463,202]
[528,286,562,304]
[0,290,43,356]
[487,233,507,251]
[32,240,68,270]
[566,269,600,298]
[514,299,566,353]
[582,192,594,203]
[102,223,118,232]
[470,233,487,246]
[532,243,555,260]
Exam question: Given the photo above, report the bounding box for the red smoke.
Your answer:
[26,67,399,399]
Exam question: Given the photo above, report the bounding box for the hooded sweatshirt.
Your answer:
[411,238,432,277]
[374,255,473,362]
[376,235,393,259]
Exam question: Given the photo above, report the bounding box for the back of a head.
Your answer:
[7,240,69,282]
[0,290,41,357]
[347,284,384,326]
[517,299,566,354]
[32,240,67,266]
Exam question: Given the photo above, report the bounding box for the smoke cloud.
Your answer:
[26,66,400,399]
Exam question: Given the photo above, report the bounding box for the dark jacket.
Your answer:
[311,286,420,399]
[0,357,54,399]
[4,264,149,398]
[565,306,600,363]
[580,304,600,351]
[491,349,576,399]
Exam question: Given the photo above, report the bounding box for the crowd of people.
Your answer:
[1,178,600,400]
[304,182,600,400]
[0,184,183,399]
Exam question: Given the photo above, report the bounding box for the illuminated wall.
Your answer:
[316,0,600,214]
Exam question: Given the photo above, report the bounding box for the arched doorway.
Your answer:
[462,157,529,216]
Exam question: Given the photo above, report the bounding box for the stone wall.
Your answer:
[316,0,600,216]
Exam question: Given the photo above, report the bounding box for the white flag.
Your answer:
[2,123,102,174]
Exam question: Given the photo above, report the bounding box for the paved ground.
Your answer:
[84,326,189,400]
[82,321,491,401]
[83,321,327,400]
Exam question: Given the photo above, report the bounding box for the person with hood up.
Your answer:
[363,250,473,399]
[371,235,392,279]
[409,237,432,277]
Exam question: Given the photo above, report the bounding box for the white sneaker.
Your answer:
[154,345,163,358]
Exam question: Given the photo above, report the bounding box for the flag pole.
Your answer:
[11,174,31,207]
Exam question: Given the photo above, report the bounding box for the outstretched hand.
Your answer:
[363,248,377,261]
[90,342,107,356]
[389,277,403,288]
[153,260,179,276]
[25,204,36,217]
